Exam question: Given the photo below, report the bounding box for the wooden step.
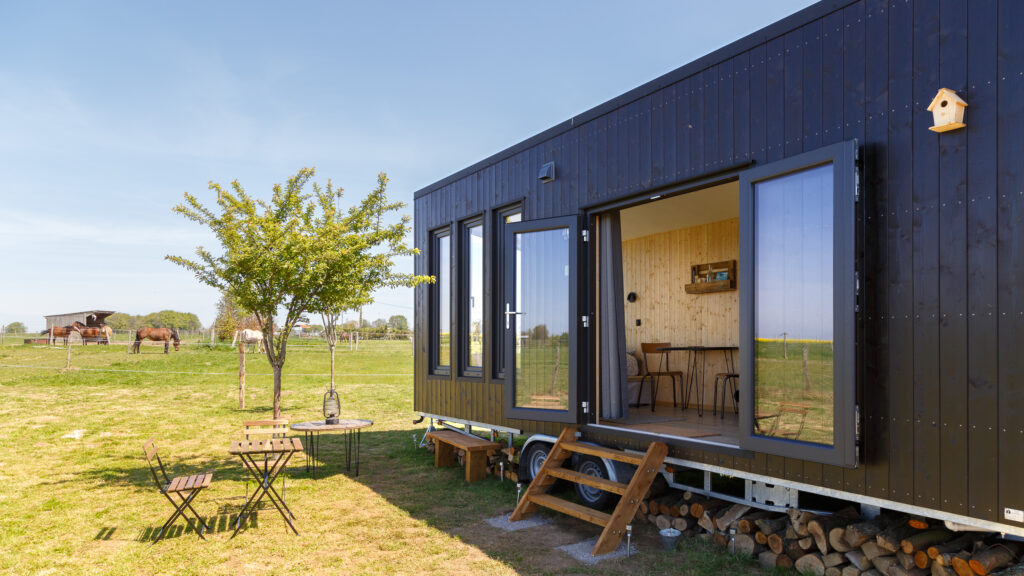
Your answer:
[546,467,630,495]
[559,442,644,465]
[528,493,611,527]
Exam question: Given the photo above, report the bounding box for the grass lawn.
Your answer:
[0,340,782,575]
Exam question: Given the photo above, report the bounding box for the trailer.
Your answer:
[412,0,1024,549]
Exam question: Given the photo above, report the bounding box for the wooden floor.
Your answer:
[601,404,741,446]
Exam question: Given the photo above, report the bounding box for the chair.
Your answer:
[243,419,289,502]
[754,402,810,439]
[142,439,212,541]
[636,343,685,412]
[713,372,739,418]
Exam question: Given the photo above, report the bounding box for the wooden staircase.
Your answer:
[509,427,668,556]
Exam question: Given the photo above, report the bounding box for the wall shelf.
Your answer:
[685,260,737,294]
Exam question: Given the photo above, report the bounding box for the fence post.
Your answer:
[210,327,215,349]
[238,339,246,410]
[66,335,72,370]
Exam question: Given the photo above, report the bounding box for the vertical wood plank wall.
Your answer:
[413,0,1024,528]
[621,218,739,407]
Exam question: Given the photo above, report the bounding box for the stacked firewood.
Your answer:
[634,489,1024,576]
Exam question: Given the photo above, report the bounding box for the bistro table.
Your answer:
[656,346,739,417]
[229,437,303,536]
[290,419,373,478]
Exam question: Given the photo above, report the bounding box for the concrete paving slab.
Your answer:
[485,513,553,532]
[556,535,637,565]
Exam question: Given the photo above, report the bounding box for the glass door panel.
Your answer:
[504,216,578,423]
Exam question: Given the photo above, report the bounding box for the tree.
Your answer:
[4,322,26,334]
[214,293,257,341]
[388,315,408,332]
[168,168,429,418]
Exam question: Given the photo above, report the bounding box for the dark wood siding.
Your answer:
[412,0,1024,529]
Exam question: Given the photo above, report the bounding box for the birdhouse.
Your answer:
[927,88,967,133]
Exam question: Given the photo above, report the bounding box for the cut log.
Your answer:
[715,504,751,531]
[864,571,884,576]
[831,526,855,552]
[810,516,852,554]
[930,563,957,576]
[897,551,918,570]
[654,514,673,530]
[847,520,888,548]
[825,567,845,576]
[872,555,899,574]
[801,536,819,551]
[795,511,822,537]
[863,541,885,560]
[672,516,694,531]
[739,510,775,534]
[648,499,660,515]
[755,514,790,536]
[927,535,979,560]
[768,533,785,555]
[639,500,649,515]
[879,524,919,553]
[908,517,930,530]
[776,553,795,569]
[756,531,769,545]
[735,533,764,556]
[888,566,928,576]
[823,552,847,567]
[795,552,827,576]
[843,566,865,576]
[914,550,931,570]
[713,532,729,547]
[901,530,955,555]
[759,550,779,569]
[689,498,728,519]
[697,511,717,533]
[787,538,810,560]
[969,543,1023,575]
[936,550,971,568]
[950,553,974,576]
[846,549,875,571]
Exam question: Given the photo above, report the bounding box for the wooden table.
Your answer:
[290,419,373,478]
[229,437,303,535]
[657,346,738,417]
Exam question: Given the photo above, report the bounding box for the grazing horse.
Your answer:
[133,327,180,354]
[231,329,264,352]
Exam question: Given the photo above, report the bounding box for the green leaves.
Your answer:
[168,167,430,417]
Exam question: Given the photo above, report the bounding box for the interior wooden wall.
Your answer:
[621,217,739,407]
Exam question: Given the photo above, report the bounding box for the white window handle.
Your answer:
[504,303,522,329]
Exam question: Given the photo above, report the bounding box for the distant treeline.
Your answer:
[105,310,202,331]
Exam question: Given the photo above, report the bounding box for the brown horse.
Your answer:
[133,327,180,354]
[44,326,75,345]
[72,322,111,345]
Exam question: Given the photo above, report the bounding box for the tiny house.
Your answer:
[413,0,1024,537]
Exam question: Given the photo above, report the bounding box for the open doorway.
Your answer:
[593,181,742,446]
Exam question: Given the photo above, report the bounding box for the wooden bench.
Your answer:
[426,429,502,482]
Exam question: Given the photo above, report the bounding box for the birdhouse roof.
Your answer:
[928,88,967,111]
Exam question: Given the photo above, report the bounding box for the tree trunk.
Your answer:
[273,363,283,419]
[329,340,336,389]
[238,339,246,409]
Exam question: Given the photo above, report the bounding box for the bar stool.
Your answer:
[713,372,739,418]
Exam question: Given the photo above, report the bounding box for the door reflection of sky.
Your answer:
[515,228,570,338]
[754,164,834,342]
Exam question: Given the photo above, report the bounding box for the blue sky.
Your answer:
[0,1,815,329]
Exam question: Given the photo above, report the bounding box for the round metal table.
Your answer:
[290,419,372,478]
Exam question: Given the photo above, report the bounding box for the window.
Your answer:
[460,218,484,375]
[431,228,451,373]
[492,205,522,379]
[739,140,857,467]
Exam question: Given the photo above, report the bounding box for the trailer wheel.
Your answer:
[574,456,614,509]
[519,441,552,483]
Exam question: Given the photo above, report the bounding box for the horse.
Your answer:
[71,322,110,345]
[133,327,180,354]
[231,329,264,353]
[44,326,75,346]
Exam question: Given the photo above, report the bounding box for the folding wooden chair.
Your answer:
[142,439,212,541]
[242,419,289,502]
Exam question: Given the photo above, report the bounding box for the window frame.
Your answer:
[459,215,485,378]
[491,203,523,380]
[430,226,452,376]
[738,139,858,468]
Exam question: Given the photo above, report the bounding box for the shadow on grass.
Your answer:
[135,512,259,542]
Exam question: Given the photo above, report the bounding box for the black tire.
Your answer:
[519,441,552,483]
[574,456,615,510]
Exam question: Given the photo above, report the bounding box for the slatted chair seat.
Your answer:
[143,439,212,541]
[242,419,290,502]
